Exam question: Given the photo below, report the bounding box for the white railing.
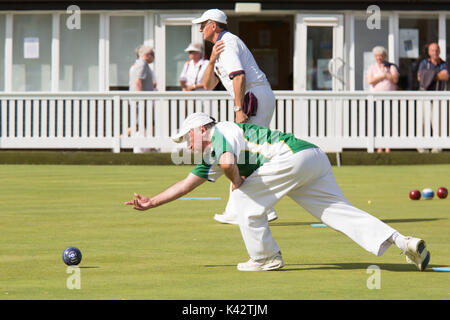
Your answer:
[0,91,449,153]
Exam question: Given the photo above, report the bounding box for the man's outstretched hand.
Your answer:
[124,193,153,211]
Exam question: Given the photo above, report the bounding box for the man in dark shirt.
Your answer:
[417,42,449,90]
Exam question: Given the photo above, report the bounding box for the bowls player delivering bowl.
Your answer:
[125,112,430,272]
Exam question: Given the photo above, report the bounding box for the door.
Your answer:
[154,14,203,91]
[295,14,344,91]
[236,18,293,90]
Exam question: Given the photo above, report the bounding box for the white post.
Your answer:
[388,13,399,66]
[51,13,60,92]
[439,13,446,62]
[294,14,306,92]
[345,13,355,91]
[4,14,13,92]
[113,95,121,153]
[99,13,110,92]
[144,13,155,47]
[144,13,156,85]
[154,15,165,91]
[334,15,344,91]
[367,95,375,152]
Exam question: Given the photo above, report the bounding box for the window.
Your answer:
[306,26,333,90]
[165,25,191,90]
[59,13,99,91]
[109,16,144,90]
[398,16,438,90]
[12,14,52,91]
[354,17,389,90]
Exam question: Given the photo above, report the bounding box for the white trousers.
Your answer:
[227,148,397,260]
[224,84,276,217]
[245,84,276,127]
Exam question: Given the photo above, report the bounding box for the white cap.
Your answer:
[192,9,227,25]
[184,43,203,53]
[172,112,215,143]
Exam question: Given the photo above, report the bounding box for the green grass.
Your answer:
[1,164,449,300]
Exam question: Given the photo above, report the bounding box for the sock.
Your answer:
[390,231,407,252]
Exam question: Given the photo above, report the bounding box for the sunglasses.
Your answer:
[200,20,214,30]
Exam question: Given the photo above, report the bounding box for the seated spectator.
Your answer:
[179,43,209,91]
[366,46,399,153]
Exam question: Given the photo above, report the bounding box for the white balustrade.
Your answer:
[0,91,449,153]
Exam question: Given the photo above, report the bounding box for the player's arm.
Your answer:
[203,61,219,90]
[125,173,206,211]
[203,41,225,90]
[232,73,248,123]
[219,152,245,191]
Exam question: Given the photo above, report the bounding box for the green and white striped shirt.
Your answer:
[191,122,317,182]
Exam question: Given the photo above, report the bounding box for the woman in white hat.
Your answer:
[179,43,209,91]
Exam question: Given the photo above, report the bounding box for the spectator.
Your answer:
[417,42,448,153]
[366,46,399,153]
[417,42,448,91]
[367,46,399,91]
[129,45,155,91]
[179,43,209,91]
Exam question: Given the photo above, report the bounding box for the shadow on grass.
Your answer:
[280,263,448,272]
[205,263,448,272]
[269,218,444,227]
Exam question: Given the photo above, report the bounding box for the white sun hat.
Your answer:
[192,9,227,25]
[184,43,203,53]
[172,112,216,143]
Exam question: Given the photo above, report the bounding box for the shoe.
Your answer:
[267,211,278,222]
[403,237,430,271]
[431,148,442,153]
[213,213,239,225]
[237,252,284,271]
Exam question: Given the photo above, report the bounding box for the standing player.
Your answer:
[192,8,278,224]
[125,112,431,272]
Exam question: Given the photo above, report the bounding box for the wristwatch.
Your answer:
[233,106,242,112]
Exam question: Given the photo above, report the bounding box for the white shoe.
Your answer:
[267,211,278,222]
[214,211,278,225]
[213,213,239,225]
[403,237,430,271]
[237,252,284,271]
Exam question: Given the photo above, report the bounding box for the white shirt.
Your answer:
[179,58,209,91]
[214,31,269,97]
